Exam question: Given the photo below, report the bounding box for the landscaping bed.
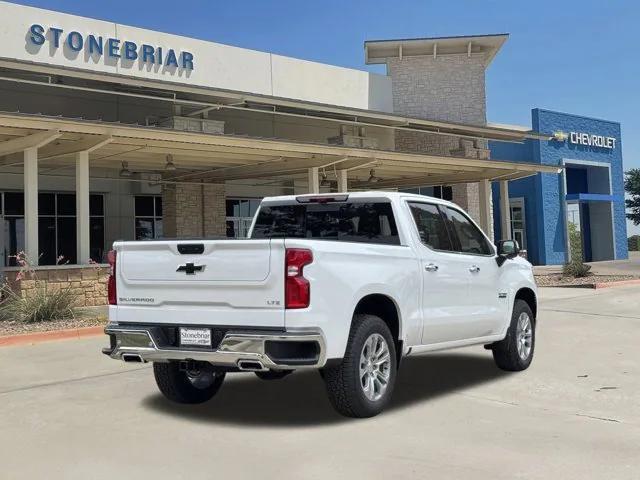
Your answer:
[0,314,107,337]
[535,274,640,288]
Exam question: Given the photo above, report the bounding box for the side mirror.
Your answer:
[496,239,520,266]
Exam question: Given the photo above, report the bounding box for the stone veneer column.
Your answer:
[203,183,227,237]
[162,182,226,238]
[387,54,491,224]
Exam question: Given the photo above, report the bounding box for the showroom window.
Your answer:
[1,192,25,267]
[135,196,163,240]
[1,192,104,266]
[400,186,453,201]
[226,198,260,238]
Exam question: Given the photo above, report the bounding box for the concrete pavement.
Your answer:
[1,286,639,479]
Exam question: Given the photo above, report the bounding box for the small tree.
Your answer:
[626,169,640,226]
[567,221,583,262]
[563,221,591,278]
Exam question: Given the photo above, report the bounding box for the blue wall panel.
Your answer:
[533,109,627,262]
[490,108,628,265]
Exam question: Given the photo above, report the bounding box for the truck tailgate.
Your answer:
[112,239,285,327]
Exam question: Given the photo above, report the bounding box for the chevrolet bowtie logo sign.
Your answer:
[552,131,568,142]
[176,263,205,275]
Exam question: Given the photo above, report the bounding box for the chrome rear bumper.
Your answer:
[102,323,326,370]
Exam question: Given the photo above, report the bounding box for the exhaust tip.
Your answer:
[237,360,265,371]
[122,353,144,363]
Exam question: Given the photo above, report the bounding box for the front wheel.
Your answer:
[492,299,535,371]
[153,361,225,404]
[323,314,397,418]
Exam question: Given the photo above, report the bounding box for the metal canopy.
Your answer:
[0,61,549,143]
[0,112,561,189]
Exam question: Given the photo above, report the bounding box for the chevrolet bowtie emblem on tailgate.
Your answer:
[176,263,205,275]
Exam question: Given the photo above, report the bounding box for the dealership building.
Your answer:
[0,2,628,303]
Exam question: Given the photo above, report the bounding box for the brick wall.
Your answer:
[162,182,226,238]
[4,266,109,307]
[387,53,491,224]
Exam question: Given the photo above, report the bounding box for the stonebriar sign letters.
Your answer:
[28,24,195,70]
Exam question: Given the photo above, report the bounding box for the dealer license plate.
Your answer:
[179,328,212,347]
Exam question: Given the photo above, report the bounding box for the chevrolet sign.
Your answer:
[569,131,616,149]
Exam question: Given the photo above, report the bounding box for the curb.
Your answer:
[593,279,640,289]
[0,325,104,347]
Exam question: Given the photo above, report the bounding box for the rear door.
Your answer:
[406,201,472,345]
[442,206,506,337]
[114,239,286,327]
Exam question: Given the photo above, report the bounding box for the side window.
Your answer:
[408,202,454,251]
[444,207,493,255]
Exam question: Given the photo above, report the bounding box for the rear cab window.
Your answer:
[250,198,400,245]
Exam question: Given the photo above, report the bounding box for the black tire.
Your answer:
[255,370,292,380]
[323,314,397,418]
[153,362,225,404]
[492,299,536,371]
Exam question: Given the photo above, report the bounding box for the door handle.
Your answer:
[469,265,480,273]
[425,263,439,272]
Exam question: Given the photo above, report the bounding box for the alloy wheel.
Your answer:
[359,333,391,402]
[516,312,533,361]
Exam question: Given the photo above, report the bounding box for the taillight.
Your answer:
[285,248,313,309]
[107,249,117,305]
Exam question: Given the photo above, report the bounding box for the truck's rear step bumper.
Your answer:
[102,323,326,370]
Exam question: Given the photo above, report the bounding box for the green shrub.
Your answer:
[562,261,592,278]
[567,222,583,262]
[628,235,640,252]
[0,250,79,323]
[0,283,77,323]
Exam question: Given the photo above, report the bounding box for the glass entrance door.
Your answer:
[226,198,260,238]
[509,198,526,250]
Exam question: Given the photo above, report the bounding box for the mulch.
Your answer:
[0,315,107,337]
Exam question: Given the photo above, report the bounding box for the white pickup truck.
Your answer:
[103,191,537,418]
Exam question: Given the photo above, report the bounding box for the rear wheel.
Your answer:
[323,314,397,418]
[492,299,535,371]
[153,361,225,404]
[255,370,292,380]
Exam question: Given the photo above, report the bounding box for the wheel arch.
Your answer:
[514,287,537,320]
[352,293,403,363]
